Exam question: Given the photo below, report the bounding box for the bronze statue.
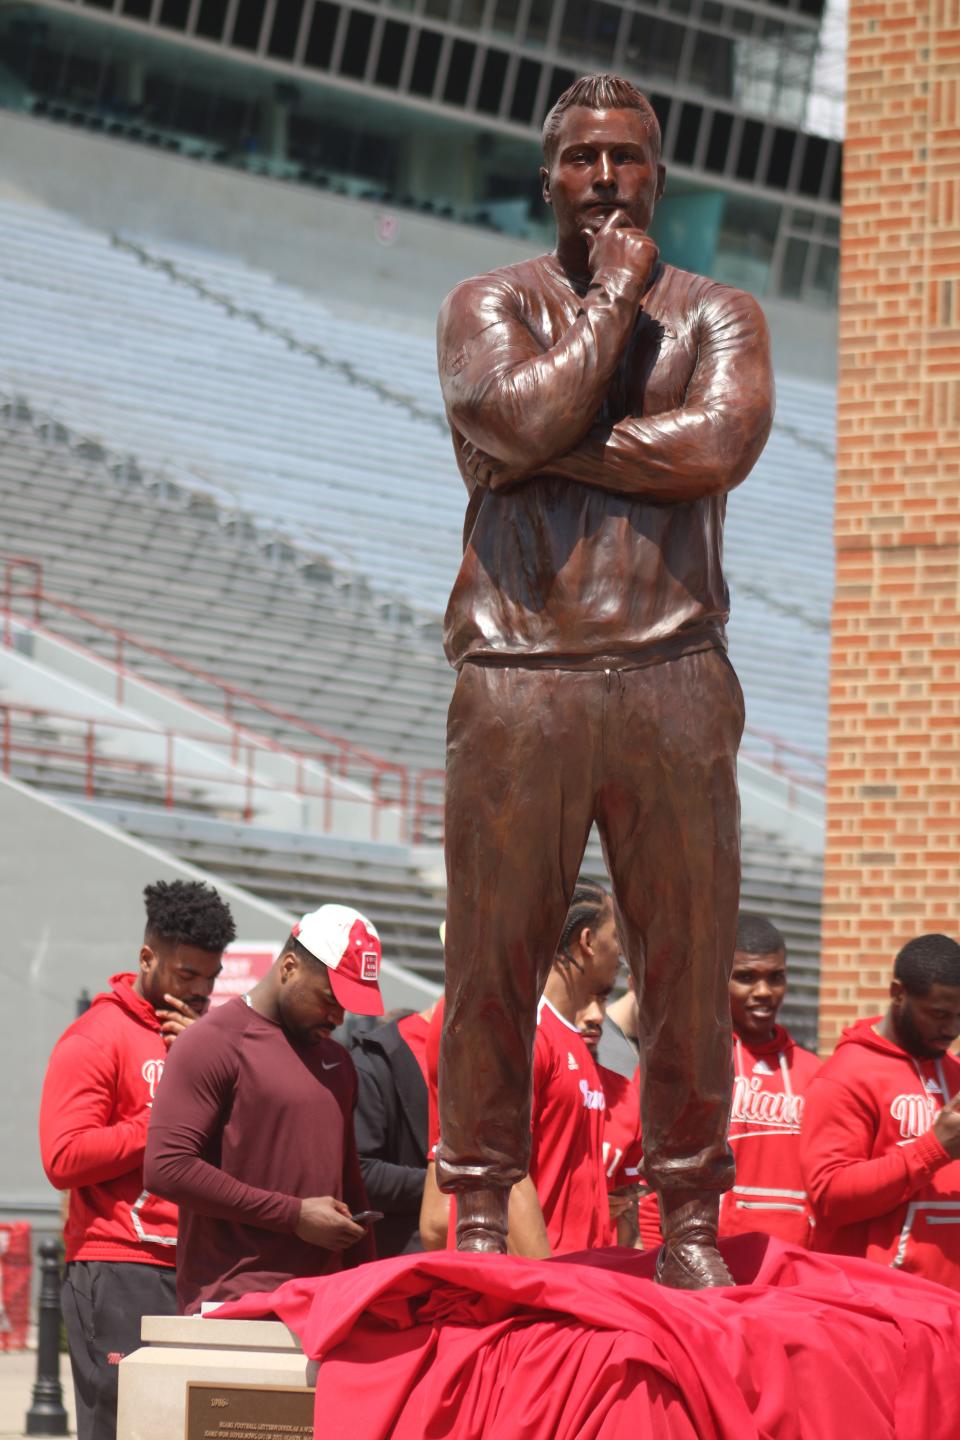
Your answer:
[435,73,774,1288]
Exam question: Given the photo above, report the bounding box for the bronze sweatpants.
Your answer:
[436,647,744,1199]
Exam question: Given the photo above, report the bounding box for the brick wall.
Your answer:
[821,0,960,1051]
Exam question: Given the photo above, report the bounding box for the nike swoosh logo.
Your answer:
[321,1061,340,1070]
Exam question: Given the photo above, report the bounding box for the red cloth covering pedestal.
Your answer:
[213,1236,960,1439]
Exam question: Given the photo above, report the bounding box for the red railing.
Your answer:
[739,723,826,793]
[2,556,42,647]
[1,556,425,836]
[0,701,404,835]
[1,556,826,843]
[412,767,445,843]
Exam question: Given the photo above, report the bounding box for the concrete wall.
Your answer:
[0,773,435,1221]
[0,109,837,378]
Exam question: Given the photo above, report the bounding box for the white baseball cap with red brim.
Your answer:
[292,904,384,1017]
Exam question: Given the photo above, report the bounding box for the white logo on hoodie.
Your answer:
[141,1058,165,1101]
[890,1092,938,1139]
[731,1075,804,1129]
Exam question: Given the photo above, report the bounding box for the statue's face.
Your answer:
[541,106,665,242]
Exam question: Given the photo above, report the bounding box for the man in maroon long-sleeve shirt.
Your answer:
[145,905,383,1313]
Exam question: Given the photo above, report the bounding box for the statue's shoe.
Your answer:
[654,1240,734,1289]
[455,1223,508,1254]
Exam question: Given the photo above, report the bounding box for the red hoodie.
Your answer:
[720,1025,820,1246]
[39,974,178,1265]
[801,1016,960,1288]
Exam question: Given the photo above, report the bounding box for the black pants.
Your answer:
[437,648,744,1199]
[61,1261,177,1440]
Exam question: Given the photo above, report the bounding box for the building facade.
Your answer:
[821,0,959,1049]
[1,0,843,305]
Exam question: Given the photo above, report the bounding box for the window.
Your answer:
[509,56,541,124]
[648,91,672,135]
[559,0,620,65]
[267,0,304,58]
[443,38,475,105]
[524,0,553,45]
[808,243,838,302]
[689,32,733,98]
[672,101,702,165]
[766,127,795,189]
[230,0,265,50]
[195,0,229,40]
[477,48,509,114]
[375,18,408,86]
[799,135,827,197]
[160,0,191,28]
[458,0,485,25]
[491,0,518,37]
[339,9,373,77]
[705,110,733,173]
[409,27,442,97]
[545,64,576,110]
[779,235,809,299]
[625,16,685,84]
[122,0,152,19]
[304,1,339,69]
[735,118,762,180]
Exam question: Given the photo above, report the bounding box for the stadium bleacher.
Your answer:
[0,194,831,1040]
[0,196,833,785]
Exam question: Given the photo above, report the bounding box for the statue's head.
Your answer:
[540,73,666,244]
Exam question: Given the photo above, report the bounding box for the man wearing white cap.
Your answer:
[145,906,383,1313]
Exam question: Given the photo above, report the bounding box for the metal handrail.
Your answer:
[1,556,828,842]
[1,555,413,833]
[0,701,392,834]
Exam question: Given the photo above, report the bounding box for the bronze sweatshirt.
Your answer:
[437,254,774,670]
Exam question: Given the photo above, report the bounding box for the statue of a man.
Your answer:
[435,72,774,1288]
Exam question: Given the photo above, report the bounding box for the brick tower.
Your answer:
[820,0,960,1050]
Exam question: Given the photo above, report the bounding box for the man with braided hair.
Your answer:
[437,71,772,1286]
[422,880,622,1255]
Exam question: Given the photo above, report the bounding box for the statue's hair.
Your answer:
[542,73,661,164]
[895,934,960,997]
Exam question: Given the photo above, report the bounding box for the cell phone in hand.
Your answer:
[350,1210,383,1226]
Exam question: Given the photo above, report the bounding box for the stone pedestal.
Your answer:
[117,1315,315,1440]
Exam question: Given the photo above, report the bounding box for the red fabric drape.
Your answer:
[214,1236,960,1439]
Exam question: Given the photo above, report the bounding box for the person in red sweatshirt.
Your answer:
[39,880,236,1440]
[144,905,381,1314]
[719,912,821,1245]
[802,932,960,1287]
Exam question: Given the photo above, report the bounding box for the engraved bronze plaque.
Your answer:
[185,1383,314,1440]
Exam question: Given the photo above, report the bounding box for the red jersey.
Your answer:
[531,1000,613,1252]
[39,973,178,1265]
[801,1016,960,1288]
[721,1026,820,1247]
[598,1066,643,1192]
[426,998,613,1252]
